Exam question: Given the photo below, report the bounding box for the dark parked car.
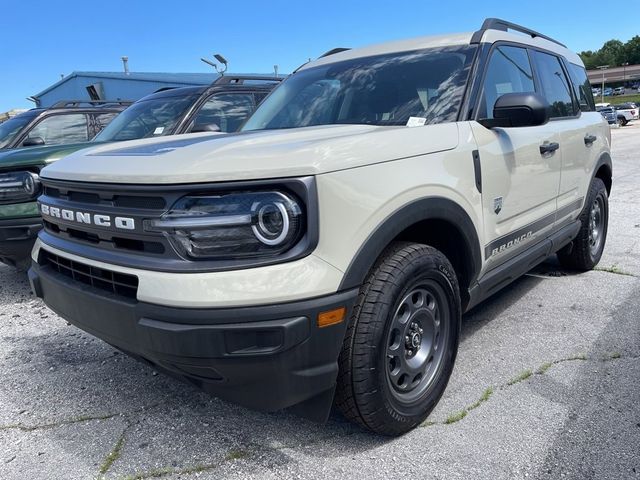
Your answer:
[0,75,280,269]
[0,101,130,150]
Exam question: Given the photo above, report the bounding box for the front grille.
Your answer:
[40,250,138,299]
[43,186,166,209]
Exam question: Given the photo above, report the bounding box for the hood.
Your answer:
[0,142,94,171]
[41,124,459,184]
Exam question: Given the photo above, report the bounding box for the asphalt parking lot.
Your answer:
[1,126,639,480]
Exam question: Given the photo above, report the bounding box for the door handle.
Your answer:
[539,142,560,155]
[584,134,597,146]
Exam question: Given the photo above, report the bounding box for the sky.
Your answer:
[1,0,637,111]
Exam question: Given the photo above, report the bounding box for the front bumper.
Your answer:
[29,258,358,418]
[0,216,42,267]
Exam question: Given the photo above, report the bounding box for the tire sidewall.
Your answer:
[370,251,461,427]
[587,181,609,265]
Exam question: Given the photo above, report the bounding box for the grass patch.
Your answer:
[507,369,533,386]
[420,420,437,427]
[444,410,467,424]
[124,462,221,480]
[99,434,125,474]
[225,449,250,461]
[0,412,118,432]
[595,264,635,277]
[536,362,553,374]
[566,353,588,361]
[601,94,640,105]
[468,386,494,411]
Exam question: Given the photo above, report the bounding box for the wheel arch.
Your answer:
[338,197,482,310]
[593,152,612,196]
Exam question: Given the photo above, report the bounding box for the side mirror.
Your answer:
[191,123,221,133]
[23,136,45,147]
[479,92,551,129]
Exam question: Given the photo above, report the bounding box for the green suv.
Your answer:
[0,76,279,269]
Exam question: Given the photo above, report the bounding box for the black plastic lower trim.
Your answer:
[29,260,358,418]
[467,220,581,311]
[0,217,42,265]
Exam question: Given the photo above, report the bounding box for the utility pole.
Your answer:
[622,62,629,89]
[597,65,609,103]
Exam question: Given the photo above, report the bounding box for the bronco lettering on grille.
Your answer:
[40,204,135,230]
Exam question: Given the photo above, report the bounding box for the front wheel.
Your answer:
[557,177,608,271]
[335,242,461,435]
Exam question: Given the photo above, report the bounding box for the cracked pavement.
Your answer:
[0,126,639,479]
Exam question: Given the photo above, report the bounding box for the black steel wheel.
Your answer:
[558,177,609,271]
[335,242,461,435]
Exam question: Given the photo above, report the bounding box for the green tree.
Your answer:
[622,36,640,65]
[600,39,625,65]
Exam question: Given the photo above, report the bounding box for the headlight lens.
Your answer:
[144,191,304,260]
[0,171,41,204]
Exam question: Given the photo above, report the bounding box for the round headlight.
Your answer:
[23,172,41,196]
[252,201,290,245]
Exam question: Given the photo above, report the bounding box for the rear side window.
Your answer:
[26,113,89,145]
[531,51,575,118]
[193,93,256,132]
[479,46,535,119]
[567,63,596,112]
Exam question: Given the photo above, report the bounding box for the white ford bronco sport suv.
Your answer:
[29,19,611,435]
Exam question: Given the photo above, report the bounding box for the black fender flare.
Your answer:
[338,197,482,293]
[592,151,613,195]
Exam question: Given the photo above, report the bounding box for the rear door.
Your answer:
[21,113,90,146]
[471,44,562,270]
[531,52,602,228]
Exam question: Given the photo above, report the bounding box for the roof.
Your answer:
[33,71,267,99]
[301,22,581,71]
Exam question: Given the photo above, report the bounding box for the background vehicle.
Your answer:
[30,19,611,436]
[0,101,129,150]
[0,75,280,269]
[597,106,618,125]
[615,102,639,120]
[613,86,625,96]
[604,87,613,96]
[614,106,634,125]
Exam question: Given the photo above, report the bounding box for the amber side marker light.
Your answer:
[317,307,346,328]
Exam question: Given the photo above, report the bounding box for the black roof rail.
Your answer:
[319,47,351,58]
[470,18,567,48]
[50,100,133,108]
[213,75,283,85]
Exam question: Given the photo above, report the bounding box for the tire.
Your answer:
[557,177,608,271]
[618,116,628,126]
[335,242,461,435]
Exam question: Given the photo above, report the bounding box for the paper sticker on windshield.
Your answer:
[153,127,165,135]
[406,117,427,127]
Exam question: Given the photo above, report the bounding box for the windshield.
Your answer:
[0,111,38,148]
[242,45,476,131]
[94,94,198,142]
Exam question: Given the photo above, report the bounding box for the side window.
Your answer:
[193,93,255,133]
[27,114,89,145]
[479,46,535,119]
[89,112,118,139]
[568,63,596,112]
[531,51,575,118]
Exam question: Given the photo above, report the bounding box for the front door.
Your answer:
[471,44,562,270]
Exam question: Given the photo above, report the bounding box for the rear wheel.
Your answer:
[618,116,628,126]
[335,242,461,435]
[557,177,608,271]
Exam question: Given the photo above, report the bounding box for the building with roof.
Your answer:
[31,71,223,107]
